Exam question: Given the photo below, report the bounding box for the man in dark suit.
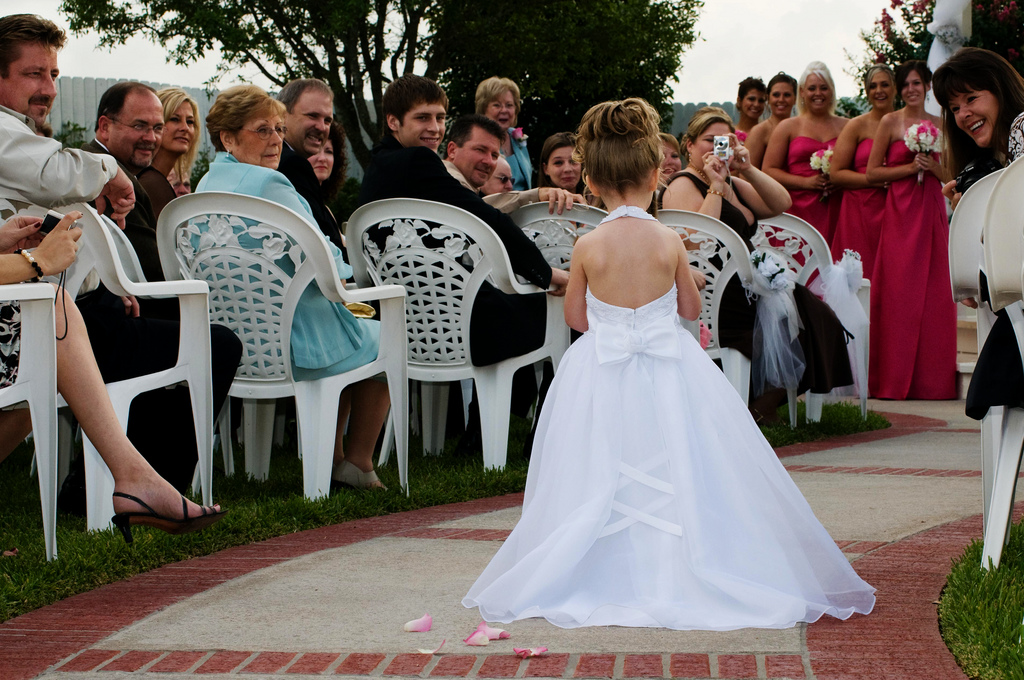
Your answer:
[276,79,345,251]
[63,82,242,496]
[358,75,566,451]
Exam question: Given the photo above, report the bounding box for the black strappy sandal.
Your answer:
[110,492,227,543]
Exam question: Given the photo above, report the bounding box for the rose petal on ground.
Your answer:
[513,647,548,658]
[476,622,511,640]
[416,639,446,654]
[463,630,490,646]
[403,613,432,632]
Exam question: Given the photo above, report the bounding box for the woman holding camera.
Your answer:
[763,62,848,245]
[829,65,896,280]
[933,47,1024,420]
[865,60,955,400]
[661,107,853,424]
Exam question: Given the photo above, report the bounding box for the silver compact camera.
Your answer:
[713,136,733,162]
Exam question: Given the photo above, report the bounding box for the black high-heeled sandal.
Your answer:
[110,492,227,543]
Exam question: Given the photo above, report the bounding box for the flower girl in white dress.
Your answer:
[463,98,875,631]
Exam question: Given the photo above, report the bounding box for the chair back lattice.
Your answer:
[511,203,608,271]
[657,210,753,354]
[348,199,518,369]
[949,170,1001,301]
[172,212,307,381]
[751,213,831,286]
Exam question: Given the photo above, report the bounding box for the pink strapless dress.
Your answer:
[868,140,956,400]
[830,139,887,280]
[786,136,842,245]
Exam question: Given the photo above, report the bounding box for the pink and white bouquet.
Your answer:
[809,148,833,201]
[903,121,941,184]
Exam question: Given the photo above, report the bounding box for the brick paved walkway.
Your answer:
[1,406,1011,680]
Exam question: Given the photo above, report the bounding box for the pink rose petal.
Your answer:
[463,630,490,646]
[416,639,446,654]
[476,621,511,640]
[403,613,432,632]
[513,647,548,659]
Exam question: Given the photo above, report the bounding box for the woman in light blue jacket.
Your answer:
[196,85,390,490]
[476,77,533,190]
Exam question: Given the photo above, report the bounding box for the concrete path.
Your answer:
[3,399,1020,680]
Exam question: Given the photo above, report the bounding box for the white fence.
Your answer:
[50,76,218,155]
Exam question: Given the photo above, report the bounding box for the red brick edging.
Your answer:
[0,410,1001,679]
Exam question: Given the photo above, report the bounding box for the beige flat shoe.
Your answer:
[333,461,387,490]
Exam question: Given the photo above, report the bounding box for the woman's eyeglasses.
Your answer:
[243,125,287,140]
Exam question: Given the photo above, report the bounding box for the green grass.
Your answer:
[1,401,888,623]
[764,399,891,447]
[940,522,1024,680]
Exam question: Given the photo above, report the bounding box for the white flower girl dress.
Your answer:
[462,205,875,631]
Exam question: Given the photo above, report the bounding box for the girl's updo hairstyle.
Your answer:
[574,98,662,194]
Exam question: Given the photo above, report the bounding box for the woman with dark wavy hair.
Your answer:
[933,47,1024,422]
[308,122,347,205]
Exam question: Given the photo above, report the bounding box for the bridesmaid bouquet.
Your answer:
[809,148,833,201]
[903,121,941,184]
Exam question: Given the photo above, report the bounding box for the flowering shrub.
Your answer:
[851,0,1024,97]
[969,0,1024,73]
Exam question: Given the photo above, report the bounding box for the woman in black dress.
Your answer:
[661,106,853,423]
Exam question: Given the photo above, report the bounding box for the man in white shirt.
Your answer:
[0,14,135,224]
[0,14,242,499]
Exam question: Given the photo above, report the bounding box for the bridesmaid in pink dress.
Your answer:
[763,62,849,245]
[746,73,797,170]
[866,60,956,400]
[830,65,896,279]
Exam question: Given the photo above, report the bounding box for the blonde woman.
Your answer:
[762,62,849,245]
[138,87,200,219]
[476,76,532,190]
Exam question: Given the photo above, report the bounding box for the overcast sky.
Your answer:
[10,0,894,104]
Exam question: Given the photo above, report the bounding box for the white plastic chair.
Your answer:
[511,203,608,270]
[347,198,570,470]
[657,209,754,404]
[754,213,869,426]
[0,201,217,534]
[0,283,58,560]
[158,192,409,497]
[978,156,1024,569]
[62,203,215,532]
[948,169,1004,536]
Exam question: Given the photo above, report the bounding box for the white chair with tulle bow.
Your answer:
[657,209,754,404]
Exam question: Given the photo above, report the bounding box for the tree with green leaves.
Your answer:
[848,0,936,94]
[427,0,702,149]
[59,0,432,171]
[58,0,702,172]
